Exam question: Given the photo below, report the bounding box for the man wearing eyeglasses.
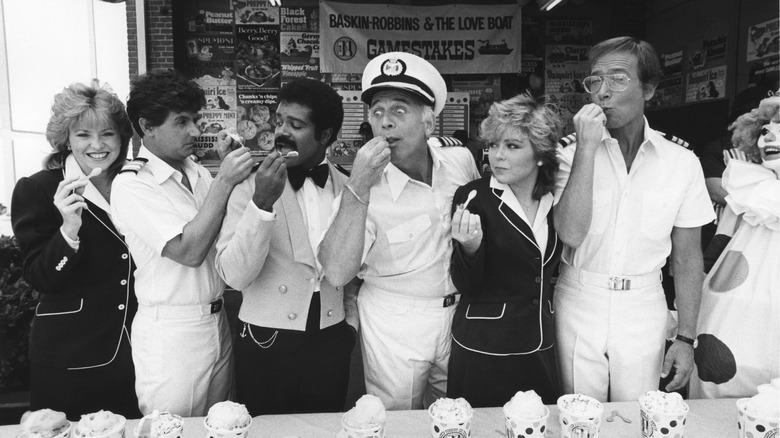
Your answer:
[552,37,715,402]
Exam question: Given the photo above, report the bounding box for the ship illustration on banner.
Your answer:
[477,39,514,55]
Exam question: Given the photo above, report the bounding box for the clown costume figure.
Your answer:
[690,92,780,399]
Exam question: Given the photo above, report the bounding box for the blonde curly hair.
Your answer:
[730,92,780,162]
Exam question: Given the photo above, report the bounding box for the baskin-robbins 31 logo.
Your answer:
[380,58,406,77]
[640,410,657,437]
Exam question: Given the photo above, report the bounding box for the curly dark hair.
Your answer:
[44,80,133,179]
[126,69,206,138]
[277,78,343,146]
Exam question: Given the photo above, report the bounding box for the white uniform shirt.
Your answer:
[357,145,479,297]
[553,118,715,276]
[111,146,225,306]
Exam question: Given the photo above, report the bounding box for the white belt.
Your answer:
[137,298,223,319]
[363,286,460,308]
[561,265,661,291]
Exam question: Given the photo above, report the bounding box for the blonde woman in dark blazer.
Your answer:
[447,93,563,407]
[11,81,139,419]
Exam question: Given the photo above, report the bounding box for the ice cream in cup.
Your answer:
[18,409,71,438]
[340,394,387,438]
[134,411,183,438]
[737,378,780,438]
[428,397,473,438]
[72,410,127,438]
[503,390,549,438]
[204,401,252,438]
[638,390,689,438]
[556,394,603,438]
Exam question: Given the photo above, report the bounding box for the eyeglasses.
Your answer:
[582,74,631,93]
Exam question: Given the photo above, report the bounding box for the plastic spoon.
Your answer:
[462,189,477,209]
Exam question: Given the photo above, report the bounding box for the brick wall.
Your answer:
[125,0,175,153]
[125,0,175,78]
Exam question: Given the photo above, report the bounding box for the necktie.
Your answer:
[287,163,329,191]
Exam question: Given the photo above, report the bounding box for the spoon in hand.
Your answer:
[462,190,477,210]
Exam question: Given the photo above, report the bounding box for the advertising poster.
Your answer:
[747,18,779,62]
[688,34,728,71]
[175,0,234,35]
[235,25,281,90]
[452,76,501,137]
[544,45,589,135]
[320,2,522,74]
[234,0,279,25]
[194,110,238,164]
[686,65,726,102]
[280,5,319,32]
[748,57,779,86]
[181,35,236,83]
[236,92,278,157]
[544,19,593,45]
[280,31,321,83]
[650,49,684,107]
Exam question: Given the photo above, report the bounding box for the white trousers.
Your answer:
[357,287,454,410]
[131,307,233,417]
[554,265,670,402]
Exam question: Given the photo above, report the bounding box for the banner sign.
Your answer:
[319,2,521,74]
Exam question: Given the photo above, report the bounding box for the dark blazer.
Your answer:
[11,169,137,369]
[450,176,561,355]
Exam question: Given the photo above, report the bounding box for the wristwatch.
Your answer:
[675,334,698,348]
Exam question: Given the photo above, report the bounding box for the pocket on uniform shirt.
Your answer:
[385,214,432,266]
[35,298,83,316]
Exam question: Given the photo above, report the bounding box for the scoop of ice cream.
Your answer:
[343,394,386,428]
[20,409,70,438]
[74,411,123,437]
[639,391,688,415]
[504,390,546,419]
[429,397,473,424]
[746,378,780,418]
[558,394,603,418]
[135,411,183,438]
[205,401,251,430]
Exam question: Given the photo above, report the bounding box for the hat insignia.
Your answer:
[380,58,406,77]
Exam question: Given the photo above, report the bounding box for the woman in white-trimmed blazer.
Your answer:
[447,93,563,407]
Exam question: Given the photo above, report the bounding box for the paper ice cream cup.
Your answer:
[73,415,126,438]
[203,417,251,438]
[737,398,780,438]
[340,413,385,438]
[503,405,549,438]
[639,393,688,437]
[427,405,472,438]
[133,413,183,438]
[557,394,603,438]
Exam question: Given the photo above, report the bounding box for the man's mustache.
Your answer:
[274,136,297,150]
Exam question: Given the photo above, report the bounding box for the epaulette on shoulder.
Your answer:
[428,136,464,147]
[658,131,692,149]
[335,163,350,177]
[558,133,577,148]
[120,157,148,174]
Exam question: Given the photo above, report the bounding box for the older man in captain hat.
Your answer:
[320,52,479,410]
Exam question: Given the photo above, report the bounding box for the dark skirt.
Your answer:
[447,341,561,407]
[30,333,140,420]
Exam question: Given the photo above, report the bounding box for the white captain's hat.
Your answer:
[361,52,447,116]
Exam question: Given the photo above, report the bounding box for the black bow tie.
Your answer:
[287,163,329,191]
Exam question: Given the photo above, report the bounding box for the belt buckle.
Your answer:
[443,293,459,308]
[210,299,223,314]
[608,277,631,290]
